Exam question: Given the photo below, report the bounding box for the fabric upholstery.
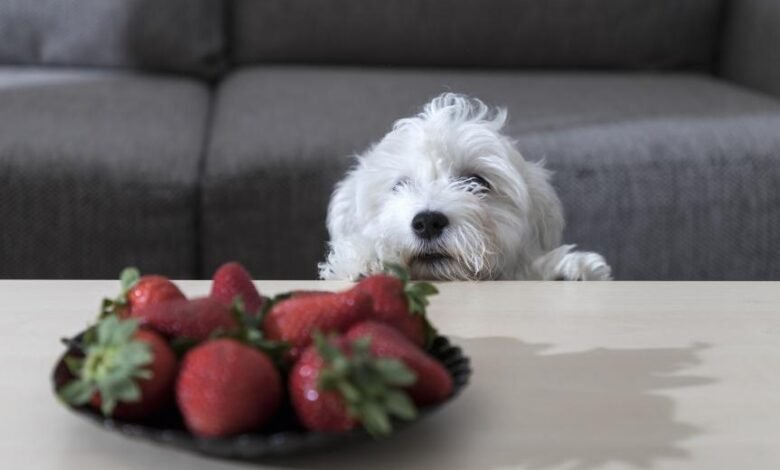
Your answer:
[720,0,780,98]
[204,67,780,280]
[230,0,723,71]
[0,68,210,278]
[0,0,224,77]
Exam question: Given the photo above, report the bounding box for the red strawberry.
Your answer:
[346,321,453,406]
[130,297,237,341]
[289,337,356,433]
[103,268,185,319]
[126,275,186,313]
[263,290,372,360]
[210,262,264,316]
[59,316,177,420]
[288,290,331,298]
[352,266,438,347]
[177,339,282,437]
[289,333,418,436]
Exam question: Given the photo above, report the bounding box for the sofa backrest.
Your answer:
[231,0,725,70]
[0,0,224,78]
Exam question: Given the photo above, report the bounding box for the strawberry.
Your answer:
[290,336,355,433]
[263,290,372,360]
[129,297,237,341]
[346,321,453,406]
[289,333,418,436]
[102,267,185,319]
[288,290,331,298]
[177,339,282,437]
[58,316,177,420]
[352,265,438,347]
[210,262,264,316]
[126,276,185,313]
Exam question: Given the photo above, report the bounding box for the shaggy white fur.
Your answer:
[319,93,611,281]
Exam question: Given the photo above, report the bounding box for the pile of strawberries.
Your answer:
[57,262,454,438]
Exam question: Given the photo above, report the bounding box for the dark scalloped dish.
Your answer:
[52,334,471,460]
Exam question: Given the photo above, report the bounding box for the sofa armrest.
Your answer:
[720,0,780,97]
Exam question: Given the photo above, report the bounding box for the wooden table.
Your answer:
[2,281,779,470]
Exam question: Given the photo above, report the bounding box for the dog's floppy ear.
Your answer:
[326,167,360,241]
[321,168,368,280]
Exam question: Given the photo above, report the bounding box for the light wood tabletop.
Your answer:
[1,280,779,470]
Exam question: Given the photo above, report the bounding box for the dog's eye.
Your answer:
[392,177,410,192]
[459,174,491,193]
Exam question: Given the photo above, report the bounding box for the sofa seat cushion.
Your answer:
[0,68,210,278]
[204,67,780,280]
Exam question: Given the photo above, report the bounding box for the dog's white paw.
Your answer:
[555,251,612,281]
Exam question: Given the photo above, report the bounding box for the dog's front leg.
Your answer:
[318,237,387,280]
[532,245,612,281]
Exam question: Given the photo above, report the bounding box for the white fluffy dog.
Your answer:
[319,93,611,281]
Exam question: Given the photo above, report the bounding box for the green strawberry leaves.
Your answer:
[119,267,141,297]
[58,315,152,416]
[96,313,136,344]
[214,297,289,367]
[383,389,417,420]
[383,262,439,315]
[314,332,418,437]
[373,358,417,386]
[58,379,95,406]
[383,263,440,348]
[98,267,141,320]
[405,282,439,316]
[384,263,411,284]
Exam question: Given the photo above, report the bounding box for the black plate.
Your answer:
[52,335,471,460]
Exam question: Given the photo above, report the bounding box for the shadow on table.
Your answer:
[260,337,714,470]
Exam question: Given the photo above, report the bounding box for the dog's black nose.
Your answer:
[411,211,449,240]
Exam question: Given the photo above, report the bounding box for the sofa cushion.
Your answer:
[231,0,723,70]
[204,67,780,280]
[720,0,780,98]
[0,68,210,278]
[0,0,223,78]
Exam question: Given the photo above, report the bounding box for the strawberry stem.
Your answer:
[314,332,418,437]
[97,267,141,321]
[213,299,289,367]
[119,267,140,296]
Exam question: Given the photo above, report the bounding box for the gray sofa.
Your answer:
[1,0,778,280]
